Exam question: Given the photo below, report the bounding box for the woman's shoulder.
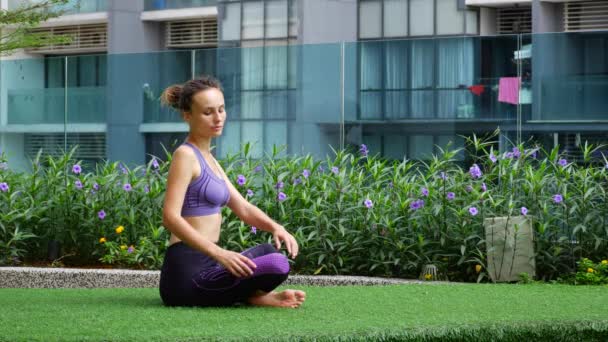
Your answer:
[170,145,199,169]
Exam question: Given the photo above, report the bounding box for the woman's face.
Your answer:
[184,88,226,138]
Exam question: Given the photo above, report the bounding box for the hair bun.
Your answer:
[160,85,182,109]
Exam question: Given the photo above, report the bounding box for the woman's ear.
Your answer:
[182,111,191,122]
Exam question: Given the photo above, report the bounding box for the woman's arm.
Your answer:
[215,159,299,258]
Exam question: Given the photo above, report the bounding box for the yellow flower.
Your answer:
[120,245,127,250]
[424,274,432,280]
[99,237,106,244]
[475,264,482,273]
[601,260,608,265]
[442,257,449,262]
[115,226,125,234]
[587,268,594,273]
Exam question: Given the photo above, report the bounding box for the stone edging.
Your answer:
[0,267,459,288]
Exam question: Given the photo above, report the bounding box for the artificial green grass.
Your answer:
[1,283,607,341]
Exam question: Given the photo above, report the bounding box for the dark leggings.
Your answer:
[159,242,289,307]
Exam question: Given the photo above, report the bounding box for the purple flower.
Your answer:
[527,149,538,159]
[302,169,310,179]
[93,183,99,191]
[512,147,521,159]
[469,207,478,216]
[74,180,83,189]
[505,152,514,159]
[364,199,373,208]
[481,183,487,192]
[275,181,284,189]
[359,144,369,157]
[144,185,150,193]
[331,166,339,175]
[251,226,257,234]
[387,182,393,189]
[469,164,482,179]
[127,246,135,254]
[72,164,82,174]
[247,189,254,197]
[447,192,455,200]
[521,207,528,216]
[123,183,132,192]
[237,175,246,186]
[98,210,106,220]
[553,194,563,204]
[151,158,160,169]
[119,163,127,174]
[254,165,262,173]
[440,172,447,180]
[293,177,302,185]
[0,182,8,192]
[489,153,497,163]
[558,158,568,167]
[465,185,473,193]
[421,187,429,197]
[277,192,287,201]
[410,199,425,211]
[605,163,608,170]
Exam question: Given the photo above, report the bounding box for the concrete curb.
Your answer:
[0,267,460,288]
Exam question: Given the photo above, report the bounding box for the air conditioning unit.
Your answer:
[25,133,106,162]
[27,24,108,54]
[497,7,532,34]
[565,1,608,32]
[166,18,218,48]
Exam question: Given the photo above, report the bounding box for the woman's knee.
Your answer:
[254,252,290,276]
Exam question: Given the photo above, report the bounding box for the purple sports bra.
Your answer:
[181,143,230,217]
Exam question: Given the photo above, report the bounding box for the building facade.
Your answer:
[1,0,607,170]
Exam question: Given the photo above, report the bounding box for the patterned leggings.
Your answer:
[159,242,289,307]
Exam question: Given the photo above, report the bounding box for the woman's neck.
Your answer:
[186,136,212,154]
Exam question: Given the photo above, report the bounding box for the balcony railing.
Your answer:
[143,0,218,11]
[8,87,107,124]
[8,0,107,14]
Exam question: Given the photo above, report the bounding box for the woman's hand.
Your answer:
[273,226,299,259]
[215,249,257,278]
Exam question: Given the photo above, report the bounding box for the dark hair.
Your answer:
[160,75,223,112]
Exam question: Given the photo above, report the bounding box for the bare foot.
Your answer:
[248,289,306,308]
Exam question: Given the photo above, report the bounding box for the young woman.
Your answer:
[158,75,306,308]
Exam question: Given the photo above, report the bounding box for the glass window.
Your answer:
[437,0,464,35]
[241,91,264,119]
[466,10,479,35]
[409,0,434,36]
[241,41,264,90]
[359,1,382,39]
[265,42,288,88]
[289,0,298,37]
[384,0,407,37]
[241,121,264,158]
[266,0,288,38]
[361,41,382,90]
[243,1,264,40]
[409,135,434,160]
[265,121,287,153]
[221,2,241,41]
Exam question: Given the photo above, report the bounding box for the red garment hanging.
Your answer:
[468,85,485,96]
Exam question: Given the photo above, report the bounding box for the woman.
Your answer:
[159,75,306,308]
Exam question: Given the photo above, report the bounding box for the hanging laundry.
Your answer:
[468,85,485,96]
[498,77,520,105]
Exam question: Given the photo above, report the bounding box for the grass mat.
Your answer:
[1,283,607,341]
